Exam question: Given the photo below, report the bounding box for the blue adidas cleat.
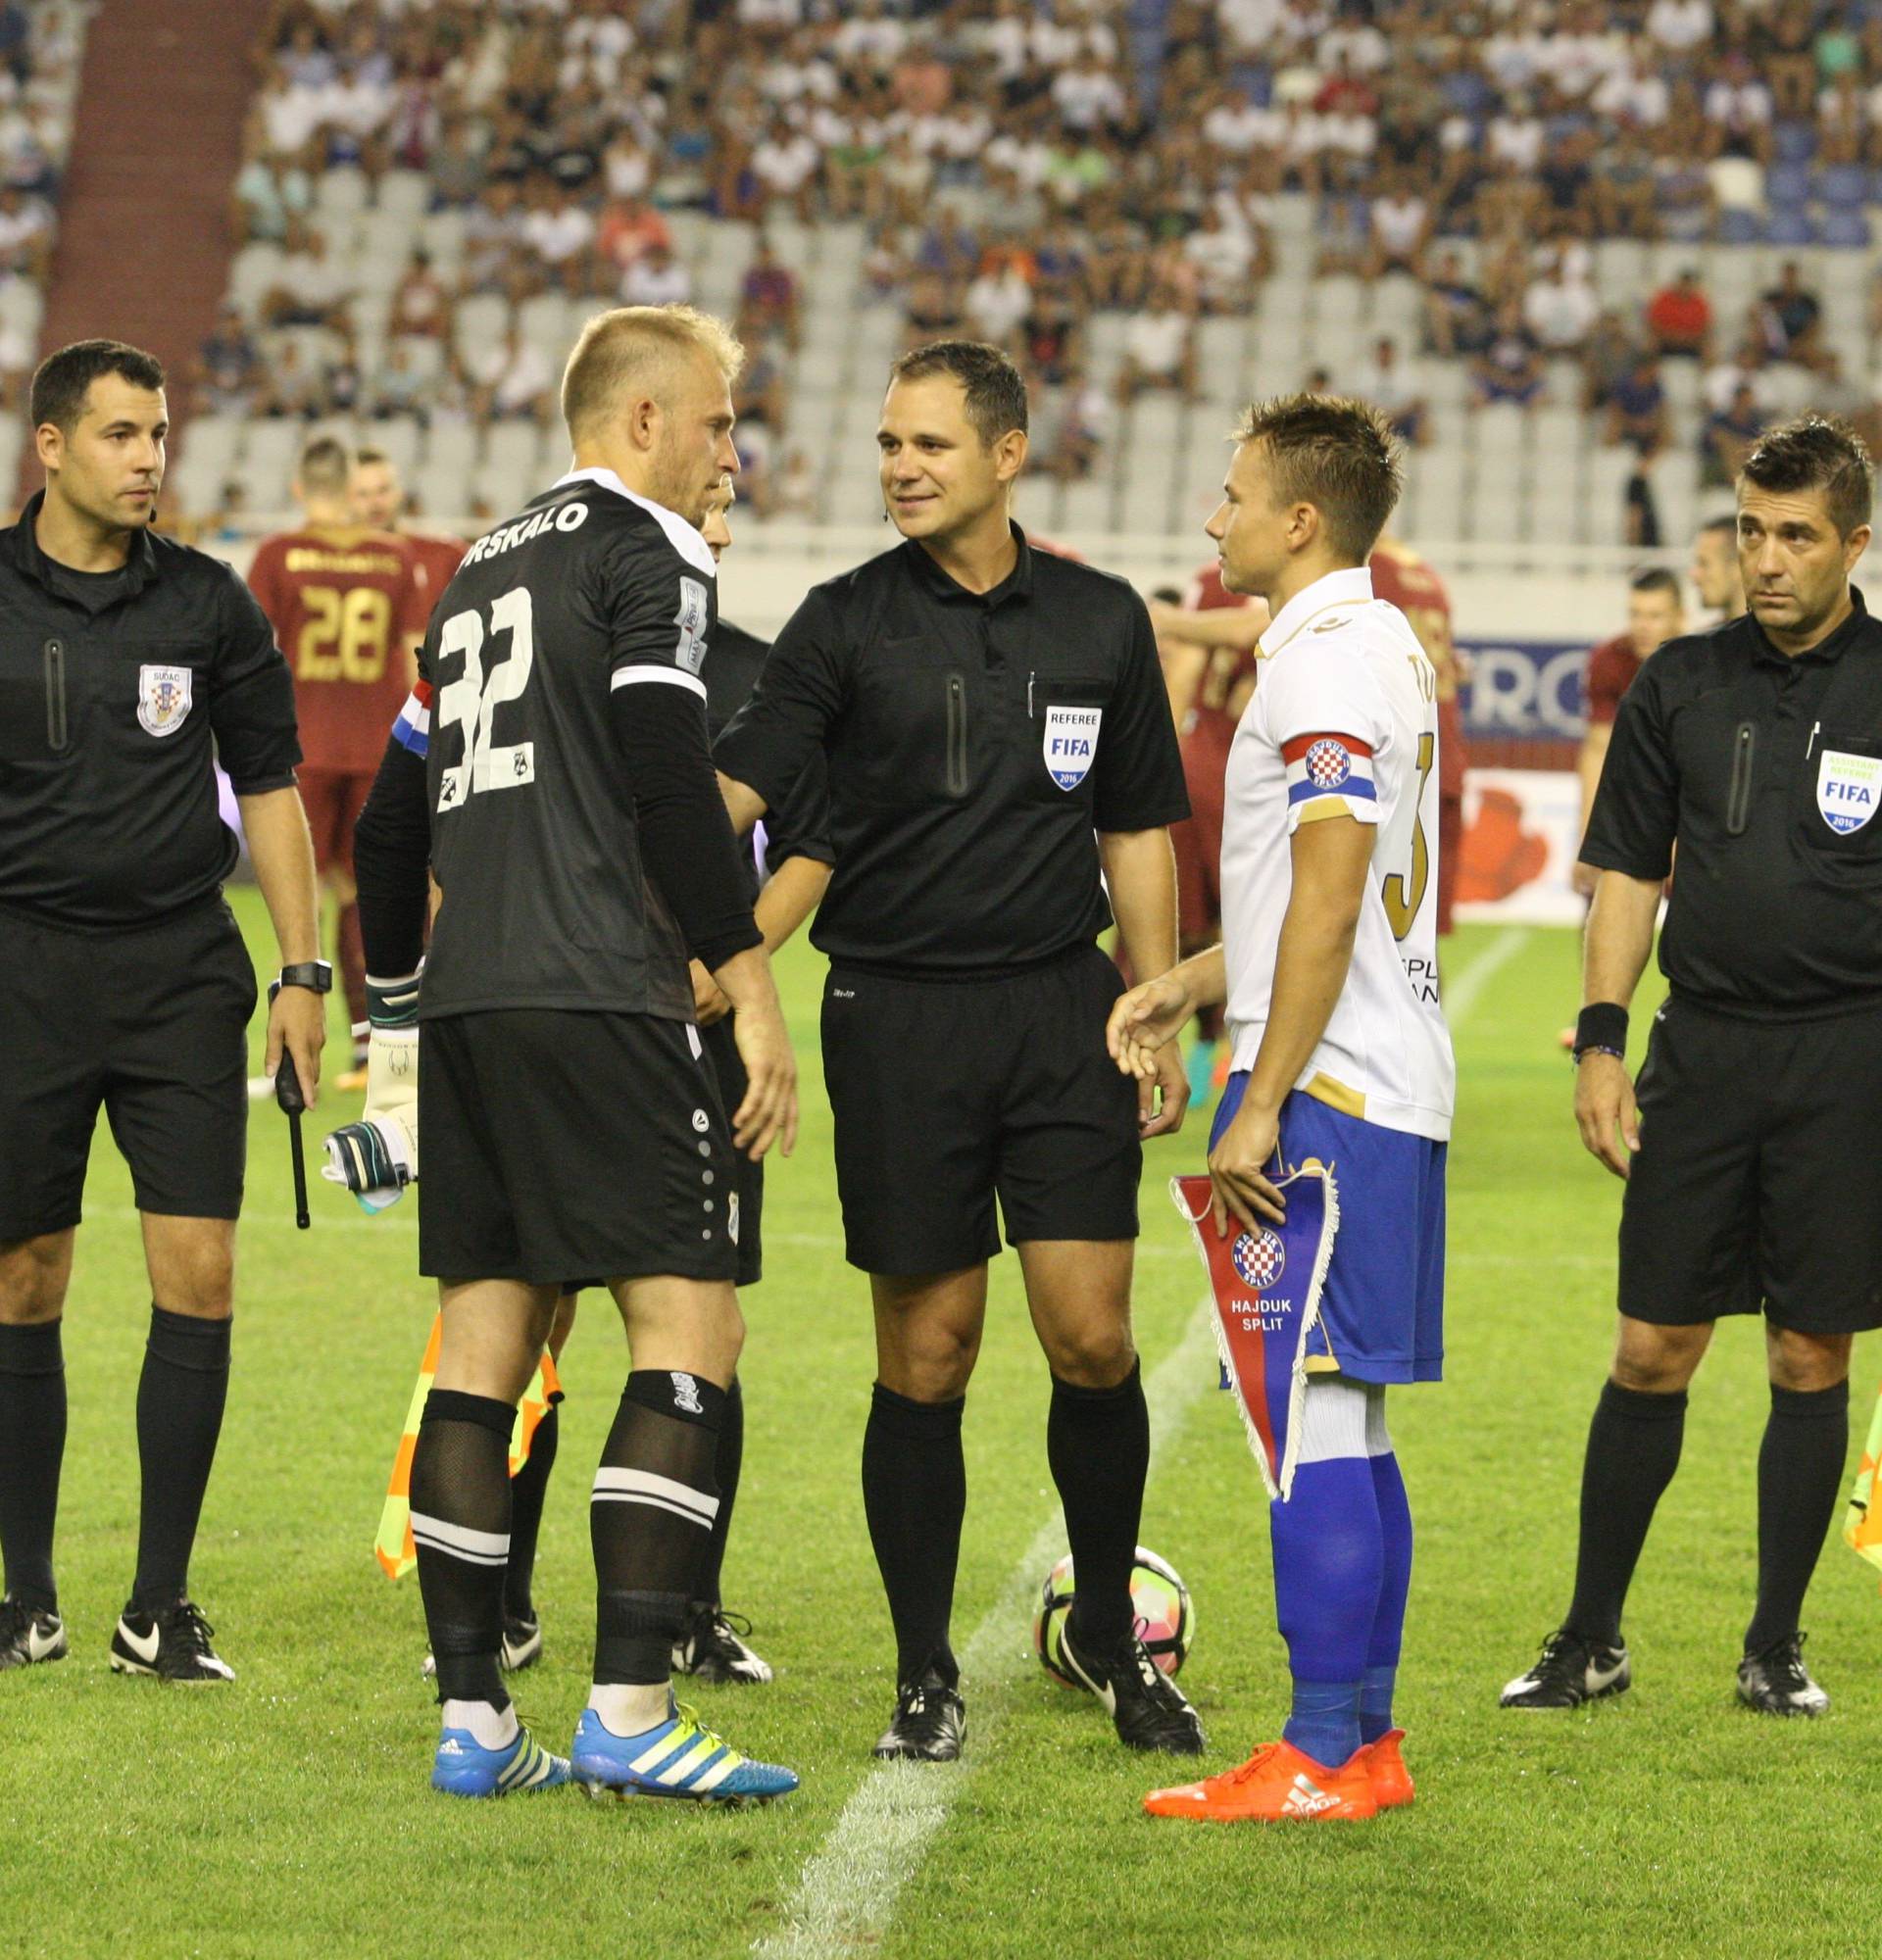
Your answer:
[431,1722,572,1798]
[571,1697,799,1804]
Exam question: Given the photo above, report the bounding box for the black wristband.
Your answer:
[1573,1002,1629,1060]
[276,960,333,994]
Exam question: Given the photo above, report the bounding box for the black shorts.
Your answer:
[0,899,255,1238]
[1619,996,1882,1335]
[820,946,1141,1275]
[419,1009,739,1286]
[700,1014,764,1288]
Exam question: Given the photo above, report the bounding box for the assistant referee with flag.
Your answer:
[0,340,323,1685]
[1503,417,1882,1719]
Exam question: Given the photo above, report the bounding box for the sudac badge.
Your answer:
[136,663,193,738]
[1043,704,1101,790]
[1817,748,1882,835]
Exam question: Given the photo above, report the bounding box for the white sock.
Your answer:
[588,1681,672,1737]
[442,1698,518,1750]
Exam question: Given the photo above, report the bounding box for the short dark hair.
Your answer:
[298,432,353,497]
[1738,416,1874,538]
[30,338,165,433]
[1233,392,1404,563]
[889,340,1028,445]
[1630,566,1681,600]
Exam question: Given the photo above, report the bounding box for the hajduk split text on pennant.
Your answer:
[1171,1162,1340,1502]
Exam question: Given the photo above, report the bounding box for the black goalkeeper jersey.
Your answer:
[418,467,722,1023]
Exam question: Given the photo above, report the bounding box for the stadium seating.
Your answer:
[173,1,1882,549]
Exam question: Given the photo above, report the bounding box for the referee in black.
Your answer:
[0,340,323,1684]
[1503,416,1880,1719]
[716,340,1201,1762]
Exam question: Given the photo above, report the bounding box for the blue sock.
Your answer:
[1270,1452,1383,1771]
[1362,1444,1413,1744]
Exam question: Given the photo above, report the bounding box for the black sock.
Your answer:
[410,1389,515,1709]
[592,1370,723,1684]
[862,1383,966,1689]
[503,1399,560,1622]
[1051,1360,1150,1656]
[0,1320,66,1613]
[1745,1379,1849,1655]
[131,1306,231,1613]
[695,1373,743,1609]
[1563,1379,1687,1646]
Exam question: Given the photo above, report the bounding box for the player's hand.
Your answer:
[322,1025,418,1210]
[727,991,797,1161]
[1575,1051,1639,1179]
[1208,1099,1286,1235]
[1107,971,1193,1080]
[266,983,326,1109]
[690,958,732,1026]
[1138,1039,1190,1139]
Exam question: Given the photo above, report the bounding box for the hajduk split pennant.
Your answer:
[1171,1162,1340,1502]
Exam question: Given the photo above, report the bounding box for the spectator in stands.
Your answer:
[1703,51,1775,164]
[752,113,820,221]
[739,236,802,350]
[596,191,670,281]
[388,250,451,343]
[773,446,817,517]
[903,266,964,346]
[1021,284,1085,388]
[1116,286,1198,404]
[254,338,325,420]
[1645,267,1713,360]
[1471,299,1546,409]
[1755,260,1821,363]
[369,339,431,423]
[1182,204,1258,314]
[1650,123,1716,242]
[1806,350,1873,446]
[621,240,694,307]
[734,334,789,437]
[1582,309,1646,414]
[522,180,596,272]
[1045,361,1111,481]
[0,306,28,409]
[1606,350,1671,460]
[230,127,311,244]
[195,305,263,416]
[465,324,552,423]
[1422,247,1493,357]
[1701,381,1768,489]
[262,220,350,332]
[429,119,486,209]
[1524,245,1602,355]
[1356,334,1428,446]
[1646,0,1716,60]
[1364,171,1430,279]
[965,246,1034,351]
[0,179,48,280]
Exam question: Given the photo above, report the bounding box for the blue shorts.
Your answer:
[1213,1073,1447,1385]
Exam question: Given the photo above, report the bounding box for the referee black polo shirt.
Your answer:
[0,491,301,928]
[0,493,299,1236]
[714,523,1190,975]
[1583,586,1882,1016]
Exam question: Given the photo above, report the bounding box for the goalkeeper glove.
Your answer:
[322,970,421,1213]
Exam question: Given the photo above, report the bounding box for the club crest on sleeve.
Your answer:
[1816,749,1881,835]
[1304,738,1352,790]
[1231,1227,1286,1290]
[1043,704,1102,790]
[137,663,193,738]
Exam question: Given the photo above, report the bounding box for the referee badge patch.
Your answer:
[136,663,193,738]
[1043,705,1102,790]
[1816,749,1882,835]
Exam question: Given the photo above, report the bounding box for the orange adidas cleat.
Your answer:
[1362,1728,1413,1809]
[1143,1740,1378,1822]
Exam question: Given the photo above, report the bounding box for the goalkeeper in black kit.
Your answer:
[335,305,802,1804]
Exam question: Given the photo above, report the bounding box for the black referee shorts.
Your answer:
[700,1013,764,1288]
[0,899,256,1239]
[419,1008,739,1287]
[1619,995,1882,1336]
[820,945,1141,1275]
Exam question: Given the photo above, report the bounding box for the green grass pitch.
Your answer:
[3,900,1877,1960]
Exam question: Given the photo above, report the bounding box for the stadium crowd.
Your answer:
[188,0,1882,526]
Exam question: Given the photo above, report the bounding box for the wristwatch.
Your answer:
[275,960,333,994]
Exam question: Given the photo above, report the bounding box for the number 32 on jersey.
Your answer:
[435,588,535,810]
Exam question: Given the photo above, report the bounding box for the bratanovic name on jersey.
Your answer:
[416,467,717,1024]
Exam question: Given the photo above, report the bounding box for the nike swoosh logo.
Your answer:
[27,1622,62,1661]
[1584,1659,1626,1691]
[118,1618,160,1664]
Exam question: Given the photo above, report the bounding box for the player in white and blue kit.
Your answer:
[1110,394,1454,1822]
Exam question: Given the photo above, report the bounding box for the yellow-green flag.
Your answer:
[1844,1380,1882,1590]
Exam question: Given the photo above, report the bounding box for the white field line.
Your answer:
[752,1300,1217,1960]
[1443,924,1534,1029]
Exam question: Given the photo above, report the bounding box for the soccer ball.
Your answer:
[1033,1545,1194,1687]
